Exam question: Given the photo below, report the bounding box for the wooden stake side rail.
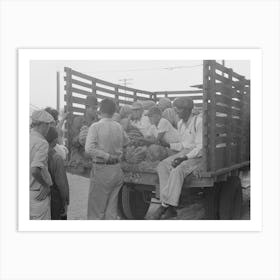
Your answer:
[203,60,250,174]
[64,62,250,179]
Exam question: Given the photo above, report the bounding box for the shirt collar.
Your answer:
[30,128,45,139]
[100,117,113,122]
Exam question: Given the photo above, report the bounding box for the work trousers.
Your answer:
[51,188,63,220]
[157,150,202,206]
[87,163,123,220]
[30,189,51,220]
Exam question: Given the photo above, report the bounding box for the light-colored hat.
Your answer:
[173,97,194,110]
[31,110,54,123]
[158,97,172,111]
[131,101,143,110]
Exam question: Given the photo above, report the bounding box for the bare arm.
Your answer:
[31,167,49,189]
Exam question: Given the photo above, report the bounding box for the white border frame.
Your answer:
[19,48,262,232]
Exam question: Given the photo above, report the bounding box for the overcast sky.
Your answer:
[30,60,250,110]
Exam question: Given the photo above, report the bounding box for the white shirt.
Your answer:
[170,114,203,159]
[85,118,129,161]
[148,118,179,144]
[130,115,152,137]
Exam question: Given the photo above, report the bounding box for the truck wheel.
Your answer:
[118,184,152,220]
[219,176,243,220]
[204,183,221,220]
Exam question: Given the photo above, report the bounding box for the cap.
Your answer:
[131,101,143,110]
[158,97,172,111]
[173,97,194,110]
[86,95,98,107]
[146,106,162,116]
[31,110,54,123]
[140,100,156,110]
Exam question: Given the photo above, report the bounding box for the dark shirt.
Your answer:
[48,149,70,206]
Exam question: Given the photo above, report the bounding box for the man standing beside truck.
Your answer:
[30,110,54,220]
[85,98,129,219]
[152,97,203,219]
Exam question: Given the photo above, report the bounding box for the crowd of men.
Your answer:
[29,94,202,220]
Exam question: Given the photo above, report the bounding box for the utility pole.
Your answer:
[56,71,60,111]
[118,78,133,93]
[118,78,133,102]
[222,60,225,77]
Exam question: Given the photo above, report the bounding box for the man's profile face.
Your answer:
[131,109,142,120]
[41,123,51,137]
[174,107,191,120]
[86,105,98,118]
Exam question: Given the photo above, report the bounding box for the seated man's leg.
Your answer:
[163,158,202,207]
[157,152,182,202]
[152,151,186,219]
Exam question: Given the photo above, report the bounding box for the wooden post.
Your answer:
[239,76,246,163]
[209,61,216,172]
[91,79,97,97]
[202,60,210,172]
[115,86,119,106]
[56,71,60,112]
[226,69,233,167]
[64,67,72,149]
[133,91,137,101]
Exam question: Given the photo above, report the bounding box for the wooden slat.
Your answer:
[216,116,227,126]
[65,86,91,96]
[167,95,203,101]
[215,104,229,115]
[155,90,203,95]
[215,74,247,89]
[68,106,85,114]
[215,94,242,108]
[64,95,86,105]
[215,125,227,135]
[215,136,228,145]
[215,146,227,170]
[69,68,94,82]
[64,77,92,89]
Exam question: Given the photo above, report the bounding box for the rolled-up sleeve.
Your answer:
[31,141,49,168]
[186,117,203,159]
[123,130,130,147]
[85,124,110,160]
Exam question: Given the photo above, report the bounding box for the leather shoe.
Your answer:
[161,206,177,219]
[150,206,168,220]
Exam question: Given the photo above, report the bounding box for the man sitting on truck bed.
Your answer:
[152,97,203,219]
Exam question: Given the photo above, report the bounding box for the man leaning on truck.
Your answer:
[152,97,203,219]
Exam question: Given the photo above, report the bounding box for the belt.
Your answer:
[92,161,119,165]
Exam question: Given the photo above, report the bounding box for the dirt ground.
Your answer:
[67,172,250,220]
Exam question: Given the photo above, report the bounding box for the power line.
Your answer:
[90,64,203,74]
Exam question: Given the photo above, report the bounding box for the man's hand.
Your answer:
[61,204,68,217]
[107,155,119,164]
[36,185,50,201]
[171,156,188,168]
[159,139,170,148]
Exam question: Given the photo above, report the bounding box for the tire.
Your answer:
[219,176,243,220]
[118,184,152,220]
[204,183,222,220]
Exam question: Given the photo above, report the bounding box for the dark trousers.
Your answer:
[51,188,65,220]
